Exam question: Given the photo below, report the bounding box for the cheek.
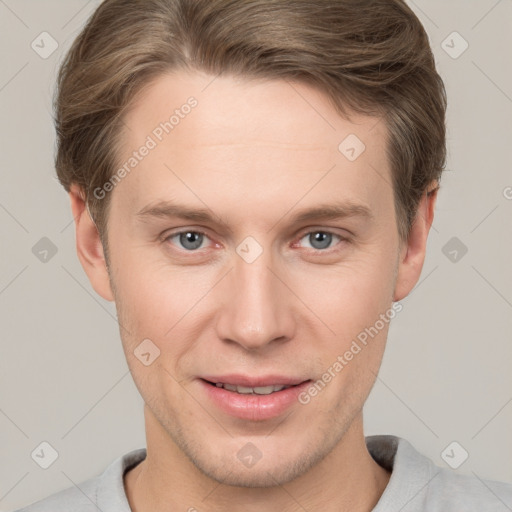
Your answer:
[112,264,202,396]
[293,251,397,334]
[111,252,217,347]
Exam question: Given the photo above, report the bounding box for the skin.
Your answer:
[69,70,437,512]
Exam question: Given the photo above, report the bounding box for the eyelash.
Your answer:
[162,229,348,254]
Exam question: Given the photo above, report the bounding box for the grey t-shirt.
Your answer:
[14,435,512,511]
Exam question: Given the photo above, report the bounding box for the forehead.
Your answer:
[113,70,392,224]
[122,70,386,148]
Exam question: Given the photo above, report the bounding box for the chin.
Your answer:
[175,435,334,489]
[191,454,313,488]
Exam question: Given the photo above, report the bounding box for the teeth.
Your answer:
[215,383,290,394]
[253,385,287,395]
[236,385,254,394]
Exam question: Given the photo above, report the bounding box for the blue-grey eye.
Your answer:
[301,231,340,250]
[171,231,206,251]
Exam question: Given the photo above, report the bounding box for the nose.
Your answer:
[214,246,296,351]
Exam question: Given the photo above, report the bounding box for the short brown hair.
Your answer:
[54,0,447,254]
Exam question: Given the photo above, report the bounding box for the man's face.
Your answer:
[101,70,406,486]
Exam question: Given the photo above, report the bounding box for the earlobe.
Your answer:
[393,184,438,302]
[69,184,114,302]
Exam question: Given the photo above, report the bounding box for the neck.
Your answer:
[124,407,391,512]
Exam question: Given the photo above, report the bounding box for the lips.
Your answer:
[199,375,311,420]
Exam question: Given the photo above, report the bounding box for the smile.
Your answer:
[199,376,312,420]
[209,382,292,394]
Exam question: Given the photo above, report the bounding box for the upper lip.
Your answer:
[201,374,310,387]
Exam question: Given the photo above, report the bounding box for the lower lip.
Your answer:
[199,379,311,421]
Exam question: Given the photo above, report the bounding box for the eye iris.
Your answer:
[310,232,332,250]
[180,232,203,250]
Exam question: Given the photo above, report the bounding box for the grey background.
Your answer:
[1,0,511,510]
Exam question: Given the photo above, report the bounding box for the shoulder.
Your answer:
[367,435,512,512]
[12,448,147,512]
[426,467,512,510]
[12,477,100,512]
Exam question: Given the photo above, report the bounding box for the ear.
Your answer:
[69,184,114,302]
[393,183,438,302]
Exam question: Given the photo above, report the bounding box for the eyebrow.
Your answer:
[135,199,374,232]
